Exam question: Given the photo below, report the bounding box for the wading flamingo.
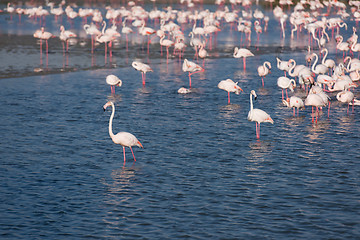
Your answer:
[60,25,77,53]
[103,101,143,165]
[106,75,122,94]
[233,47,254,70]
[248,90,274,139]
[132,61,153,86]
[277,77,296,100]
[217,79,243,104]
[257,61,271,87]
[182,59,204,88]
[282,96,304,116]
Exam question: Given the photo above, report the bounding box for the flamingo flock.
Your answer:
[3,0,360,158]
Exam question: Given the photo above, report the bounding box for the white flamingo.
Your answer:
[248,90,274,139]
[282,96,304,116]
[103,101,143,165]
[217,79,243,104]
[257,61,271,87]
[106,75,122,94]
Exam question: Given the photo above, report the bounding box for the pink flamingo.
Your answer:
[132,61,153,86]
[182,59,204,88]
[218,79,243,104]
[233,47,254,70]
[106,75,122,94]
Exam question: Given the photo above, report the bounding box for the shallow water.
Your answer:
[1,2,360,239]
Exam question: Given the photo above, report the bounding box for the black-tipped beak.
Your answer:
[254,96,257,100]
[103,107,106,112]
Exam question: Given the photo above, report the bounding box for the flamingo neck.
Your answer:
[109,102,115,138]
[322,49,328,64]
[250,93,254,112]
[311,54,318,72]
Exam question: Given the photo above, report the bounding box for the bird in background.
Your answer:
[103,101,143,166]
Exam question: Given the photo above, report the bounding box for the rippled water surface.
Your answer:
[1,1,360,239]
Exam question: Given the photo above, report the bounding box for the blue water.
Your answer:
[1,2,360,239]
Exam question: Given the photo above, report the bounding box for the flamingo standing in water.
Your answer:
[337,90,355,113]
[182,59,204,88]
[248,90,274,139]
[59,25,77,53]
[160,35,174,62]
[106,75,122,94]
[132,61,153,86]
[84,23,101,54]
[103,101,143,165]
[282,96,304,116]
[277,77,296,100]
[233,47,254,70]
[33,27,53,54]
[257,61,271,87]
[217,79,243,104]
[305,93,326,123]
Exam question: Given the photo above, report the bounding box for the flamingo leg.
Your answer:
[261,77,264,87]
[123,146,126,165]
[282,89,284,100]
[243,57,246,71]
[328,102,331,118]
[293,107,295,117]
[142,72,145,86]
[130,147,137,162]
[228,92,230,104]
[189,72,192,88]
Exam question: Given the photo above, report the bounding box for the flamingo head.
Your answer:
[103,101,113,111]
[282,98,290,107]
[234,82,243,95]
[250,90,257,99]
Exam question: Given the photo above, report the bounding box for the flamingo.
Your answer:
[217,79,243,104]
[282,96,304,116]
[277,77,296,100]
[106,75,122,94]
[248,90,274,139]
[233,47,254,70]
[160,35,174,61]
[182,59,204,88]
[59,25,77,53]
[132,61,153,86]
[198,42,208,67]
[33,27,53,54]
[96,21,114,60]
[321,48,335,73]
[276,57,294,76]
[257,61,271,87]
[337,90,355,113]
[304,93,326,123]
[103,101,143,165]
[310,53,328,75]
[335,35,350,58]
[84,23,101,54]
[121,18,133,51]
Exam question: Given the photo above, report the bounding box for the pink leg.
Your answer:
[189,72,192,88]
[293,107,295,116]
[282,89,284,100]
[243,58,246,71]
[228,92,230,104]
[123,146,126,165]
[130,147,137,162]
[328,102,331,118]
[261,77,264,87]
